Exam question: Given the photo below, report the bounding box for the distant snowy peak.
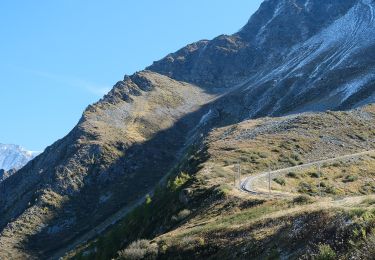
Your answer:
[0,144,40,171]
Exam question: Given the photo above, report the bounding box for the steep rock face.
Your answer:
[0,71,214,259]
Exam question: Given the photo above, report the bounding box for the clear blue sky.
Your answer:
[0,0,263,151]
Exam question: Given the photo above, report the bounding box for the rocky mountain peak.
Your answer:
[238,0,357,45]
[0,144,39,171]
[147,0,359,89]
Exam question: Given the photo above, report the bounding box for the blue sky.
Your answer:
[0,0,263,151]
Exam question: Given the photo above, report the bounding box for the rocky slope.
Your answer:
[1,0,375,259]
[149,0,375,116]
[71,104,375,260]
[0,71,214,259]
[0,144,39,172]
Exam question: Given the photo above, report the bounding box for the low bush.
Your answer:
[292,195,313,205]
[298,182,318,195]
[332,162,342,167]
[291,153,301,162]
[215,184,231,198]
[319,181,327,188]
[171,209,191,222]
[309,172,321,178]
[286,172,298,178]
[168,172,191,192]
[325,186,338,195]
[118,239,158,260]
[273,177,286,186]
[343,175,358,183]
[315,244,336,260]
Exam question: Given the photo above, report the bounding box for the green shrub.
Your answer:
[145,194,152,205]
[298,182,317,194]
[286,172,298,178]
[291,153,301,162]
[118,239,158,260]
[315,244,336,260]
[343,175,358,183]
[292,195,313,205]
[309,172,320,178]
[168,172,191,192]
[172,209,191,222]
[273,177,286,186]
[332,162,342,167]
[289,159,298,166]
[325,186,338,195]
[360,182,375,194]
[215,184,231,198]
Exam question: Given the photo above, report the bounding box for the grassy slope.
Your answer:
[68,105,375,259]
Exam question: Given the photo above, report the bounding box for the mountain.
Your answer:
[0,72,214,259]
[149,0,375,116]
[149,0,375,129]
[75,104,375,260]
[0,144,39,172]
[1,0,375,259]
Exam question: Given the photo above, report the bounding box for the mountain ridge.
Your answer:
[148,0,375,117]
[1,0,375,259]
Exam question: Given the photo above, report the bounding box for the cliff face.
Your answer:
[1,0,375,258]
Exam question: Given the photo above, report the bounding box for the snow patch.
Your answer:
[198,109,213,126]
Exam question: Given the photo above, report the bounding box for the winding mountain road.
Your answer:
[241,149,375,196]
[50,150,375,259]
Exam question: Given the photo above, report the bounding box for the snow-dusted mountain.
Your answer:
[149,0,375,117]
[0,144,39,171]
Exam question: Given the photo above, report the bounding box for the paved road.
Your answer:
[241,149,375,195]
